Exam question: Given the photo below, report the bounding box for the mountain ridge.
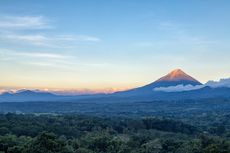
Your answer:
[0,69,230,102]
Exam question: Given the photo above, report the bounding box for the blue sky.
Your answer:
[0,0,230,93]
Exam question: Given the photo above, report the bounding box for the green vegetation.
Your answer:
[0,113,230,153]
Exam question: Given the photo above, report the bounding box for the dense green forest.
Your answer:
[0,113,230,153]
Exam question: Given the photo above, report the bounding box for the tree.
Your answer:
[24,132,73,153]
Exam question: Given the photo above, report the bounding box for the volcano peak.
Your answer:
[115,69,202,95]
[156,68,198,82]
[167,69,186,78]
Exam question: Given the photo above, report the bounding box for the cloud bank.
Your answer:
[154,78,230,92]
[205,78,230,88]
[154,84,204,92]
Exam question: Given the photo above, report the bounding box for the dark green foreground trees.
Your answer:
[0,113,230,153]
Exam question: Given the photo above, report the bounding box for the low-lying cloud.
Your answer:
[154,78,230,92]
[206,78,230,88]
[154,84,204,92]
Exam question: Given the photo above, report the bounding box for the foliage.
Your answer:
[0,113,229,153]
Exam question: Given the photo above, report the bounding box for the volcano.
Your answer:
[116,69,202,95]
[152,69,202,87]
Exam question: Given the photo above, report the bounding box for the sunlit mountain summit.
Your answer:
[118,69,202,94]
[153,69,202,87]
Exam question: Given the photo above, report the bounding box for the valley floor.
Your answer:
[0,99,230,153]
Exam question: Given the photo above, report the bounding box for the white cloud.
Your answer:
[153,78,230,92]
[15,52,72,59]
[25,61,78,70]
[0,87,19,94]
[0,15,101,48]
[4,34,48,45]
[154,84,204,92]
[0,49,111,71]
[0,49,72,60]
[0,89,7,94]
[74,35,101,42]
[1,33,101,47]
[0,16,50,29]
[56,35,101,42]
[206,78,230,88]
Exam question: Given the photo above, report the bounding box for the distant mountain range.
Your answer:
[0,90,59,102]
[0,69,230,102]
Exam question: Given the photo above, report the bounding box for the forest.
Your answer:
[0,112,230,153]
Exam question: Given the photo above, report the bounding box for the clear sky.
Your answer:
[0,0,230,93]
